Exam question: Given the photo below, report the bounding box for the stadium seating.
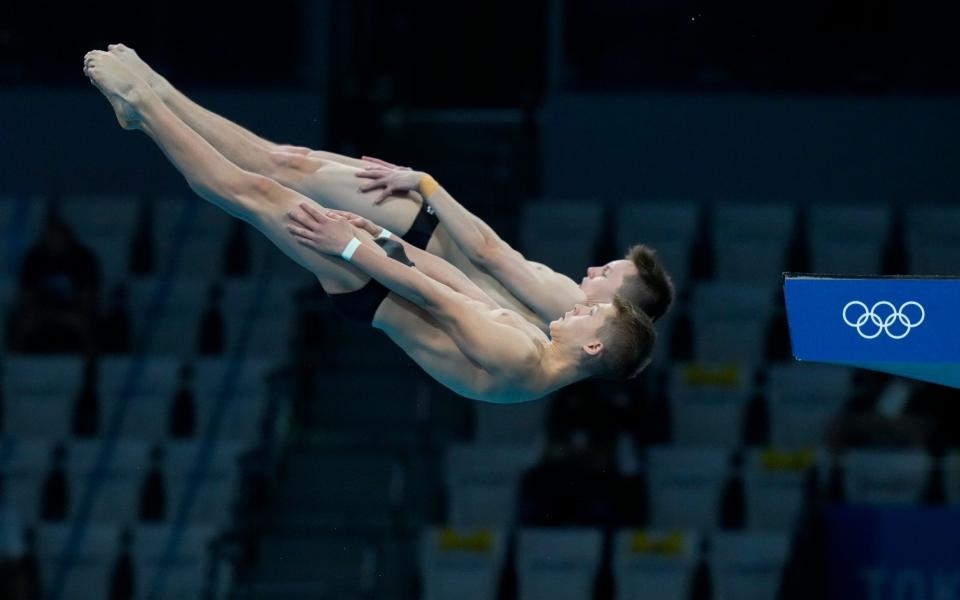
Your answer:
[647,446,730,530]
[521,200,605,278]
[516,528,603,600]
[613,529,701,600]
[420,527,506,600]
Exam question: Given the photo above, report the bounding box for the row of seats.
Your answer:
[463,361,854,447]
[0,276,303,357]
[1,437,244,528]
[661,361,851,447]
[521,200,960,284]
[444,441,960,531]
[2,355,273,441]
[421,527,791,600]
[11,522,216,600]
[0,194,315,287]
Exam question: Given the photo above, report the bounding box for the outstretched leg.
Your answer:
[107,43,423,235]
[83,50,367,295]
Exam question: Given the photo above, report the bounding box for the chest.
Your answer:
[491,309,549,342]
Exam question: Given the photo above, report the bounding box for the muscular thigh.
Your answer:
[244,181,370,295]
[283,159,424,236]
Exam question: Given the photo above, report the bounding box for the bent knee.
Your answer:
[268,150,327,183]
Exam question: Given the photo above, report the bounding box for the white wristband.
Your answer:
[376,228,393,240]
[340,237,362,262]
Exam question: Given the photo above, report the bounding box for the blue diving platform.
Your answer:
[783,275,960,388]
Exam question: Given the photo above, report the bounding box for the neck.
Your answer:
[538,339,590,392]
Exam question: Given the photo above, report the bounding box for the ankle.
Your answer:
[152,76,175,102]
[120,81,148,108]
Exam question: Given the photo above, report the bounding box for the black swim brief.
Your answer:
[327,201,439,324]
[403,200,440,250]
[328,278,390,324]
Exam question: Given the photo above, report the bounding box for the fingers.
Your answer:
[286,225,314,240]
[358,179,386,192]
[375,187,394,205]
[355,168,388,180]
[287,210,316,232]
[297,202,328,223]
[327,209,363,223]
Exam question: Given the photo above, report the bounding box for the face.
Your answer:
[580,259,638,302]
[549,302,617,353]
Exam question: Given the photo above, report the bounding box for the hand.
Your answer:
[356,167,427,205]
[286,202,358,256]
[324,209,383,238]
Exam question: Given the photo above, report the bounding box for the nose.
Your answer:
[586,267,597,277]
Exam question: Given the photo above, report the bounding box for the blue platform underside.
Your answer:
[784,275,960,389]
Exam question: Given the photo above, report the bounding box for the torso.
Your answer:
[425,227,550,331]
[371,293,552,403]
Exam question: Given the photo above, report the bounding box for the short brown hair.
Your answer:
[618,244,675,321]
[594,295,657,380]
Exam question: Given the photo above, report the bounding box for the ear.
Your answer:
[582,340,604,356]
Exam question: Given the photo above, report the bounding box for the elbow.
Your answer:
[468,238,504,269]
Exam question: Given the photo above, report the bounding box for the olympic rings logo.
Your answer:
[842,301,925,340]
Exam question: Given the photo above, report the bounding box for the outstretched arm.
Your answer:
[322,209,499,308]
[287,204,539,377]
[356,165,586,320]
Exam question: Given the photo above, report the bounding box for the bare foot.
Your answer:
[83,50,145,130]
[107,43,171,98]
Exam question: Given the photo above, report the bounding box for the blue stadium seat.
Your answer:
[709,531,791,600]
[647,446,730,531]
[59,194,139,286]
[744,448,818,530]
[420,527,506,600]
[616,201,700,291]
[474,399,548,443]
[445,442,539,528]
[521,200,605,278]
[37,523,117,600]
[809,205,890,275]
[517,528,603,600]
[766,362,853,447]
[3,355,84,437]
[134,523,215,600]
[82,440,149,524]
[689,282,777,365]
[613,529,701,600]
[842,449,932,505]
[0,438,50,524]
[905,204,960,275]
[668,363,753,446]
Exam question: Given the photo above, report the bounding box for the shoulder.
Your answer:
[494,326,544,379]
